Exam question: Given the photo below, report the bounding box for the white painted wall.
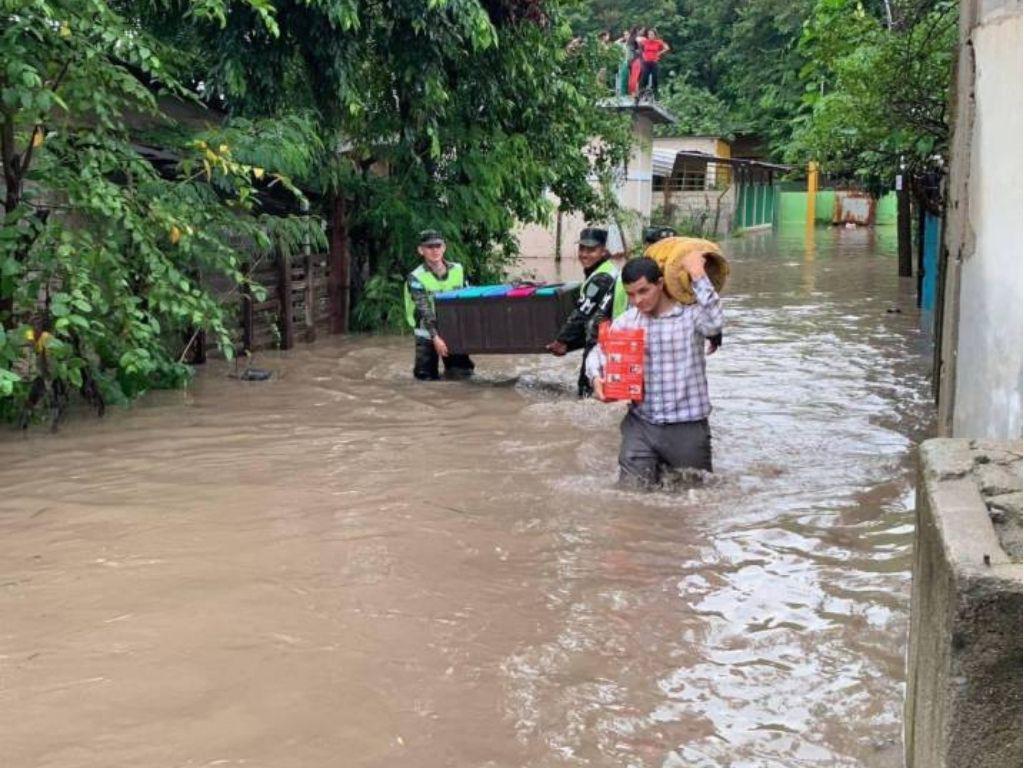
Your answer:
[619,115,654,223]
[950,6,1023,439]
[515,114,655,268]
[651,136,725,156]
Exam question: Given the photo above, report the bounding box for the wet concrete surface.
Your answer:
[0,226,934,767]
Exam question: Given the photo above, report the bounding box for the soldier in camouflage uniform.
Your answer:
[403,230,475,381]
[546,227,621,397]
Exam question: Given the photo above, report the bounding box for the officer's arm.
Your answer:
[408,276,439,338]
[556,273,616,350]
[584,274,618,348]
[555,309,587,351]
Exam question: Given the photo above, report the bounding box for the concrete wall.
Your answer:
[619,114,654,224]
[875,192,898,225]
[905,439,1022,768]
[658,189,735,237]
[651,135,728,158]
[516,113,656,263]
[777,190,897,226]
[516,208,590,266]
[937,0,1023,440]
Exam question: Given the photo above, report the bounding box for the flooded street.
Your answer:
[0,227,934,767]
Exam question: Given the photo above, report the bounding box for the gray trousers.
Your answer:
[618,410,712,487]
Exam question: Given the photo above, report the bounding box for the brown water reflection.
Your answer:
[0,226,932,767]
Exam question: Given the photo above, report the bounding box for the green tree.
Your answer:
[712,0,814,151]
[785,0,957,190]
[151,0,633,330]
[1,0,322,424]
[568,0,815,156]
[656,76,730,137]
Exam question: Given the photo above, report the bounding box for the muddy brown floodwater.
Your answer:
[1,227,935,768]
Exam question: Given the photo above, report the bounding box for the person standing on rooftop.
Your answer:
[637,28,669,99]
[615,28,634,96]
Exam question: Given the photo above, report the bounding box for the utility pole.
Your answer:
[897,173,913,277]
[554,208,563,266]
[328,194,350,334]
[806,161,819,228]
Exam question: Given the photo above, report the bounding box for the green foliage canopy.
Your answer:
[152,0,634,330]
[2,0,634,423]
[0,0,322,423]
[567,0,815,150]
[786,0,957,189]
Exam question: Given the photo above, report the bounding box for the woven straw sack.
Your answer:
[643,237,730,304]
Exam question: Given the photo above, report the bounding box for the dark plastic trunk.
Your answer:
[436,290,578,354]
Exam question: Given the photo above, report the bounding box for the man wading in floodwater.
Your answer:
[403,229,475,381]
[545,227,626,397]
[587,255,723,487]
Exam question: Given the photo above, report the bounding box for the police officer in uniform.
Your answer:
[403,229,475,380]
[545,227,624,396]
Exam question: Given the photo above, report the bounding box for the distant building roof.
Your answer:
[652,135,730,143]
[598,96,677,125]
[652,148,790,177]
[652,148,684,176]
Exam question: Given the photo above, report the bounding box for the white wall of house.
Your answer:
[515,111,661,272]
[651,136,726,157]
[938,0,1023,440]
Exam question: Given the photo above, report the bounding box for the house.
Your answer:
[515,98,676,280]
[652,136,788,235]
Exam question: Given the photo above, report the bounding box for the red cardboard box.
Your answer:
[598,323,645,401]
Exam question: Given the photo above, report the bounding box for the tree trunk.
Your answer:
[328,193,350,334]
[897,184,913,277]
[915,195,926,306]
[1,117,20,327]
[554,208,563,264]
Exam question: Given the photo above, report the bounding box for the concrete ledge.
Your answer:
[905,438,1022,768]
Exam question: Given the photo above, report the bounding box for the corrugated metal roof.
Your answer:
[652,148,679,176]
[653,148,719,176]
[651,149,791,178]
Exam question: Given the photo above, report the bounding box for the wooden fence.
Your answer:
[241,247,334,352]
[184,243,340,365]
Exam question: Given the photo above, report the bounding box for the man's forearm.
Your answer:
[692,275,724,336]
[584,344,605,382]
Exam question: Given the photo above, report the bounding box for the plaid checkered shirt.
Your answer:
[585,276,724,424]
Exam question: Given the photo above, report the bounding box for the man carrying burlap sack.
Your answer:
[642,227,725,354]
[585,243,725,488]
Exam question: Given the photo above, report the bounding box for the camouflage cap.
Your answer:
[578,227,608,247]
[419,229,445,245]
